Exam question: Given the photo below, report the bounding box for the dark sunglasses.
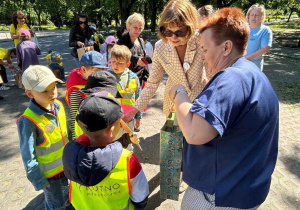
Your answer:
[79,21,87,25]
[18,17,26,20]
[163,29,188,37]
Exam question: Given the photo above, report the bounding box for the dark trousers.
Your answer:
[0,64,8,84]
[49,63,66,81]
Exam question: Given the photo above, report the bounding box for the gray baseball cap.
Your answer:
[22,65,63,92]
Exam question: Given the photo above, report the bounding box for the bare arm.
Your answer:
[10,32,19,40]
[170,85,218,145]
[246,46,270,60]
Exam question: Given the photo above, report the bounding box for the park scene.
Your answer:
[0,0,299,209]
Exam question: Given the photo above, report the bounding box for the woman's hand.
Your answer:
[169,84,185,103]
[137,58,147,67]
[77,41,84,48]
[122,107,139,122]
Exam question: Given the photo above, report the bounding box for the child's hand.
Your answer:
[43,184,50,189]
[135,119,140,129]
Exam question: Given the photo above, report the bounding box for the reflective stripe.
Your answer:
[35,137,65,156]
[39,156,63,172]
[122,93,135,100]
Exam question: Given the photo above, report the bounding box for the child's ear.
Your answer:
[126,62,131,68]
[81,66,86,73]
[25,90,34,99]
[107,125,114,138]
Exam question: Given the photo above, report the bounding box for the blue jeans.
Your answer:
[49,63,66,81]
[74,57,80,68]
[43,177,70,210]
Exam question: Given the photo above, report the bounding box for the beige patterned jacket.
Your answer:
[134,35,213,117]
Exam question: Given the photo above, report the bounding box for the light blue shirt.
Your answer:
[245,24,273,70]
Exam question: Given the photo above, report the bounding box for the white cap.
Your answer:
[22,65,63,92]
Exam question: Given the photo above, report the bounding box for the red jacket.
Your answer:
[65,68,87,106]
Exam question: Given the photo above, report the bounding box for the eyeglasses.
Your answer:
[163,29,188,37]
[79,21,87,25]
[18,17,26,20]
[111,61,126,66]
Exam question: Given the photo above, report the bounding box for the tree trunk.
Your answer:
[144,2,148,29]
[119,0,137,27]
[150,0,158,32]
[287,7,294,22]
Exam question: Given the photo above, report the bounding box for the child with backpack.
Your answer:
[45,49,66,82]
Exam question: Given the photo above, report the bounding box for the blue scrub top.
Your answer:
[183,57,279,209]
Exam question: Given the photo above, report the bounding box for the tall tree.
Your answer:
[118,0,137,27]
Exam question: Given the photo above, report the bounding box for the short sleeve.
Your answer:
[190,70,247,136]
[9,24,16,33]
[261,26,273,48]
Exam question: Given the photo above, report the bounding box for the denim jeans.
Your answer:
[49,63,66,81]
[43,177,70,210]
[74,57,80,68]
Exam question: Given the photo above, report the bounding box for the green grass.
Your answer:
[0,25,10,31]
[275,82,300,109]
[0,24,70,31]
[269,19,300,31]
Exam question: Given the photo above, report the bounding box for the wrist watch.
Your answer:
[173,88,187,100]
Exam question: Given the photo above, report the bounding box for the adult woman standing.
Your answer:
[69,12,95,68]
[123,0,211,121]
[245,4,273,70]
[169,8,278,209]
[117,13,150,86]
[10,11,30,47]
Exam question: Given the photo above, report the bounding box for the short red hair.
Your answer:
[199,8,249,55]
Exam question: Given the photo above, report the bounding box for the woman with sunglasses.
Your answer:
[123,0,213,193]
[10,11,31,47]
[245,4,273,71]
[124,0,212,123]
[69,12,96,68]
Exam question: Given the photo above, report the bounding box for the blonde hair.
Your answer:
[126,13,145,29]
[158,0,198,42]
[246,4,266,23]
[111,45,132,63]
[198,5,214,17]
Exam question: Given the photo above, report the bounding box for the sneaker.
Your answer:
[5,82,15,87]
[0,85,10,90]
[134,127,140,132]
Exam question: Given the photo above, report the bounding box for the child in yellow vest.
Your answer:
[108,45,143,150]
[17,65,70,210]
[62,93,149,210]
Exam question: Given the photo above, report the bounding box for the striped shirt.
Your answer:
[69,91,84,140]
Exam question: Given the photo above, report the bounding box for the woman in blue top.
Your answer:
[169,8,278,209]
[245,4,273,71]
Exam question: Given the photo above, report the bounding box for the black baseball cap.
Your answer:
[76,92,123,132]
[79,71,122,98]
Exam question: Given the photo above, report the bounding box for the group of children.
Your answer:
[17,44,150,209]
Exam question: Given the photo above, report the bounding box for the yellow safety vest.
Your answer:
[117,78,138,106]
[70,149,135,210]
[18,100,68,178]
[74,120,83,139]
[65,84,85,107]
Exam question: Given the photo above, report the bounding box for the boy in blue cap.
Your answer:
[65,51,108,140]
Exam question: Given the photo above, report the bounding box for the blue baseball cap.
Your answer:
[79,51,109,69]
